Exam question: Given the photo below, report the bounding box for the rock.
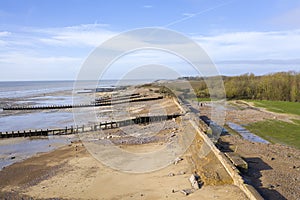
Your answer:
[178,171,186,175]
[174,157,183,165]
[189,174,200,189]
[170,132,176,137]
[168,173,175,177]
[267,184,275,189]
[181,189,192,196]
[10,156,15,160]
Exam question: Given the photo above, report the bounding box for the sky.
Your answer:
[0,0,300,80]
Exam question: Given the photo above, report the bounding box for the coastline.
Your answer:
[0,83,299,199]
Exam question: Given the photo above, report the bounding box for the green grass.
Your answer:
[195,97,211,102]
[245,119,300,149]
[247,100,300,116]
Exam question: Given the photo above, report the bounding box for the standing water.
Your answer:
[0,80,152,170]
[227,122,269,144]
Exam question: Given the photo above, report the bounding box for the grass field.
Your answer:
[195,97,211,102]
[248,100,300,116]
[245,119,300,149]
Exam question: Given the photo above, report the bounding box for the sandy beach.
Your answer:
[0,141,248,200]
[0,85,299,200]
[0,86,251,200]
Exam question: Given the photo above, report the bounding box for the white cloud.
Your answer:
[36,24,116,47]
[182,13,195,17]
[1,24,300,80]
[143,5,153,8]
[0,52,81,65]
[0,52,82,80]
[194,29,300,62]
[0,31,11,37]
[0,31,11,46]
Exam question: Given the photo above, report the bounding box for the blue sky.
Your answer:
[0,0,300,80]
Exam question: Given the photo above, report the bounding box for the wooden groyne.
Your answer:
[0,113,181,139]
[2,96,163,111]
[95,93,141,102]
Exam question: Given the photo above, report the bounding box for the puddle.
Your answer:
[227,122,269,144]
[0,135,76,170]
[0,111,74,132]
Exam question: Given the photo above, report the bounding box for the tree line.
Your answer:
[190,72,300,102]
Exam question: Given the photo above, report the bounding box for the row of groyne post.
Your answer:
[2,95,163,111]
[0,113,181,139]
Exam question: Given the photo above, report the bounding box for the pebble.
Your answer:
[267,184,275,189]
[178,171,186,175]
[174,157,183,165]
[168,173,175,177]
[181,189,192,196]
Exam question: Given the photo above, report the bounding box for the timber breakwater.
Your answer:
[2,94,163,110]
[0,113,181,138]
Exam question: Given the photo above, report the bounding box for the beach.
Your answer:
[0,82,299,199]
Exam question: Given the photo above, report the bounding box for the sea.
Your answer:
[0,80,152,169]
[0,80,152,132]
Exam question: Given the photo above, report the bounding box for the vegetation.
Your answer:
[195,97,211,102]
[185,71,300,102]
[245,119,300,149]
[248,100,300,116]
